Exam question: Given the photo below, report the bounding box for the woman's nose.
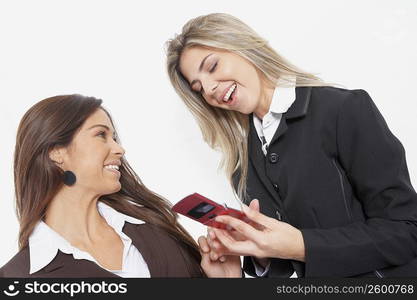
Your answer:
[202,78,218,97]
[112,141,125,156]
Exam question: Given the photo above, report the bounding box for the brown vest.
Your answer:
[0,223,203,278]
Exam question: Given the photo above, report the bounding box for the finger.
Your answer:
[213,227,253,256]
[208,228,237,256]
[219,256,226,263]
[206,228,231,256]
[200,248,212,270]
[208,229,216,240]
[205,233,224,261]
[214,215,260,242]
[210,239,225,253]
[212,228,237,252]
[209,249,219,261]
[227,229,247,241]
[242,202,276,227]
[198,236,210,253]
[247,199,263,230]
[206,231,220,252]
[214,227,239,244]
[207,227,214,236]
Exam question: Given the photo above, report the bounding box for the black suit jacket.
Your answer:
[235,86,417,278]
[0,223,203,278]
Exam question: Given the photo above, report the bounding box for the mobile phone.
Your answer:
[172,193,250,229]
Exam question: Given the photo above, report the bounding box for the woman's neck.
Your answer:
[44,186,108,248]
[254,84,275,119]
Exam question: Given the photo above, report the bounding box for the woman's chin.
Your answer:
[237,106,254,115]
[102,182,122,195]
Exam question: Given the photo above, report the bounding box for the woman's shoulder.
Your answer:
[311,86,368,104]
[307,86,371,115]
[310,85,367,102]
[0,247,30,277]
[123,222,203,277]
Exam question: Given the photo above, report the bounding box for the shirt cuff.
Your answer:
[251,257,271,277]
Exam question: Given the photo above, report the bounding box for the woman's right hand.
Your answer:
[206,199,263,261]
[198,199,266,278]
[205,199,272,272]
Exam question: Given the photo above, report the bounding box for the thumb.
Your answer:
[249,199,260,212]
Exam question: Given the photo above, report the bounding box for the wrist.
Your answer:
[290,229,305,261]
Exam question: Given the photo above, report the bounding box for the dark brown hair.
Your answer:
[14,94,202,271]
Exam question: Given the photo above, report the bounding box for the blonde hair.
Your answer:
[166,13,333,201]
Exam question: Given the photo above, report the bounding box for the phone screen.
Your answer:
[187,202,216,219]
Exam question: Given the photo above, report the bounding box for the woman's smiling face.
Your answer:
[50,108,125,196]
[179,46,270,115]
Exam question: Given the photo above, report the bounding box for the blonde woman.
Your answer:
[166,13,417,278]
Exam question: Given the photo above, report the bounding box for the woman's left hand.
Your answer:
[198,235,242,277]
[211,199,306,261]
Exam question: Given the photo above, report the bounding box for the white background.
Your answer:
[1,0,416,267]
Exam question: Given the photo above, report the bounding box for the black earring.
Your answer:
[63,170,76,186]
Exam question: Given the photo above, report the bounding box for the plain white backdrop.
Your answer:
[0,0,416,267]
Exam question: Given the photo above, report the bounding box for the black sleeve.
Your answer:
[301,89,417,277]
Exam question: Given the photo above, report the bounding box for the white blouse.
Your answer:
[28,201,151,277]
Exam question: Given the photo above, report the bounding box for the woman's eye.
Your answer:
[209,62,217,73]
[97,131,117,142]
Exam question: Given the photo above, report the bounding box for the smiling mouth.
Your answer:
[104,164,120,176]
[223,83,237,102]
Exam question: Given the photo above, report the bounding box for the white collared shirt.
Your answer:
[253,80,297,155]
[251,79,298,278]
[29,201,151,277]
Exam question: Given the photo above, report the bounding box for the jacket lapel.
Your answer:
[123,223,163,277]
[248,115,279,200]
[40,251,119,277]
[247,86,312,202]
[268,86,312,146]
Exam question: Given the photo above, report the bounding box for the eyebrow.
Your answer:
[190,53,213,88]
[88,124,115,134]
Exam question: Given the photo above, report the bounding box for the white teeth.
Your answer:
[223,84,236,102]
[104,165,119,171]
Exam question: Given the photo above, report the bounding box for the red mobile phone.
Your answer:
[172,193,250,229]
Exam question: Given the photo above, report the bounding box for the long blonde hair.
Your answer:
[166,13,332,200]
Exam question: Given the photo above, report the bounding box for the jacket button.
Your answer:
[273,183,279,191]
[269,153,278,163]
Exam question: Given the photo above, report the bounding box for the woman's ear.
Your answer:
[48,147,65,167]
